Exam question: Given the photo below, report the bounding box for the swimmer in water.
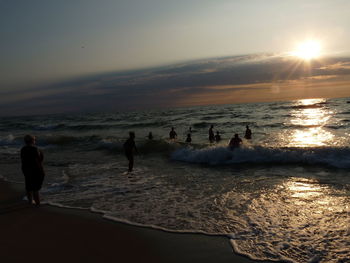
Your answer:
[229,134,242,150]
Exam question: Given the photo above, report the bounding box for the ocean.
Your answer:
[1,97,349,263]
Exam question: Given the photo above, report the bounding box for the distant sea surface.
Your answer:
[1,97,349,263]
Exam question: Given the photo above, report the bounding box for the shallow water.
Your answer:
[1,97,349,263]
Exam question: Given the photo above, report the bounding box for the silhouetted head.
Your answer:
[246,125,249,129]
[24,134,35,145]
[210,125,214,128]
[187,133,191,137]
[129,132,135,139]
[171,127,175,131]
[216,131,220,135]
[234,134,239,138]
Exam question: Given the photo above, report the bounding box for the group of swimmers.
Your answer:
[160,124,251,145]
[124,124,253,172]
[151,125,252,145]
[20,125,252,206]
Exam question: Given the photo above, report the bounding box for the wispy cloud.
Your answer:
[2,54,350,116]
[318,61,350,70]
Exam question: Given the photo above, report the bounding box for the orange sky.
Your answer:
[175,79,350,107]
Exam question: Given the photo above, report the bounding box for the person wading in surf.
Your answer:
[244,125,252,139]
[21,135,45,206]
[209,125,215,143]
[229,134,242,150]
[169,127,177,140]
[123,132,138,172]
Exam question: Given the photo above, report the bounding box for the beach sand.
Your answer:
[0,180,267,263]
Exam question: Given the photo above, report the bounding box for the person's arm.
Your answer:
[38,150,46,176]
[20,148,24,162]
[133,141,138,154]
[20,148,25,173]
[38,149,44,162]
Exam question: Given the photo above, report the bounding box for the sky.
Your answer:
[1,0,350,115]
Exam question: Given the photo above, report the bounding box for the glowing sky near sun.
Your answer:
[1,0,350,91]
[1,0,350,115]
[291,40,322,60]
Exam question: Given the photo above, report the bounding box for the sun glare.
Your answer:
[292,40,322,60]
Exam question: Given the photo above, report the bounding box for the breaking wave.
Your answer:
[171,145,350,168]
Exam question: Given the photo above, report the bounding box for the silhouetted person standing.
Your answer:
[169,127,177,140]
[244,125,252,139]
[209,125,215,143]
[185,133,192,143]
[21,135,45,206]
[148,132,153,140]
[215,131,221,142]
[124,132,138,172]
[229,134,242,150]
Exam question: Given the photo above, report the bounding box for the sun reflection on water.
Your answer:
[240,175,349,262]
[281,177,347,214]
[284,178,325,199]
[288,98,334,147]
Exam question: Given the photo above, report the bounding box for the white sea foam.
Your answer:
[171,145,350,168]
[0,147,19,155]
[43,201,88,211]
[0,174,8,182]
[98,138,123,151]
[48,170,70,188]
[0,134,17,146]
[36,124,62,130]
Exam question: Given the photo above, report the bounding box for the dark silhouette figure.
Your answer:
[169,127,177,140]
[148,132,153,140]
[20,135,45,206]
[124,132,138,172]
[185,133,192,143]
[215,131,221,142]
[244,125,252,139]
[229,134,242,150]
[209,125,215,143]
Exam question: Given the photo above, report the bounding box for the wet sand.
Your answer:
[0,180,268,263]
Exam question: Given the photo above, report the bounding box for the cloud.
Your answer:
[2,54,350,116]
[318,61,350,70]
[306,75,339,81]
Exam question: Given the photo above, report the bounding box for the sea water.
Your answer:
[0,97,349,263]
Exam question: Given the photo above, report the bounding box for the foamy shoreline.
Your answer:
[0,179,269,263]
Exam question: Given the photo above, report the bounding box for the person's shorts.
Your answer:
[24,174,44,192]
[125,152,133,162]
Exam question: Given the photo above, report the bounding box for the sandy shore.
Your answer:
[0,180,268,263]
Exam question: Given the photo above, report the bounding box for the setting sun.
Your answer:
[292,40,322,60]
